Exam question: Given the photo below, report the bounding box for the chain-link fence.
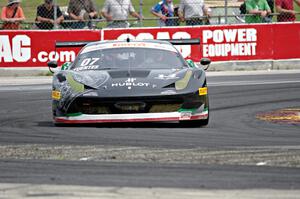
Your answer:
[0,0,300,29]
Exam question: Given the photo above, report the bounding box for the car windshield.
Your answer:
[71,47,186,71]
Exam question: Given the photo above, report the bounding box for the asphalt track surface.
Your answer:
[0,71,300,197]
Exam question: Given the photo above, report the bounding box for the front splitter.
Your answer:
[55,111,208,124]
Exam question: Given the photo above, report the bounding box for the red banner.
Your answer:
[0,30,100,67]
[0,23,299,67]
[273,23,300,60]
[103,23,300,62]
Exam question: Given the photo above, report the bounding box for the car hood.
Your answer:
[68,68,202,94]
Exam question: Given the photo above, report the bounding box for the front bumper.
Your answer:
[54,110,208,124]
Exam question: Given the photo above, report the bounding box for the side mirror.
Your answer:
[200,58,211,70]
[47,60,58,73]
[200,58,211,66]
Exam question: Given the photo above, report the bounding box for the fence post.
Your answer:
[54,0,58,29]
[225,0,228,24]
[139,0,143,26]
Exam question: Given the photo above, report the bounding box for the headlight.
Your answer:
[66,73,85,93]
[72,71,109,89]
[175,70,192,90]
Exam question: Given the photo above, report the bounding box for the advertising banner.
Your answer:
[0,30,100,67]
[273,23,300,60]
[0,23,299,67]
[102,24,276,62]
[103,23,300,62]
[103,27,202,62]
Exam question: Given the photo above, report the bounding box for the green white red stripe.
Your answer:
[55,111,208,124]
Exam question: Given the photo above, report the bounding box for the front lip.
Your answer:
[54,111,208,124]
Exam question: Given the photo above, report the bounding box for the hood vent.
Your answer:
[109,70,150,78]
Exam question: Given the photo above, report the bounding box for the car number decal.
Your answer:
[80,58,100,66]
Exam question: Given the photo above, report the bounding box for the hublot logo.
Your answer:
[112,78,150,90]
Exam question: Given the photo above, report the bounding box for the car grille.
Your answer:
[68,98,183,114]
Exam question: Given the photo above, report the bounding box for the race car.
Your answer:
[48,39,210,126]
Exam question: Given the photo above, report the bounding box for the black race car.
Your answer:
[48,39,210,126]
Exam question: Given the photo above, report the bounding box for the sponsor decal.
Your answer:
[82,41,177,54]
[0,35,76,64]
[52,90,61,100]
[114,31,192,58]
[202,29,257,57]
[61,62,71,70]
[0,30,101,67]
[111,78,150,90]
[0,35,75,63]
[199,87,207,96]
[112,43,147,47]
[73,65,99,71]
[37,50,75,63]
[0,35,31,62]
[161,90,177,95]
[180,112,192,120]
[72,58,101,71]
[155,74,179,80]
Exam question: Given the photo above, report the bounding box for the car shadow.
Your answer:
[37,121,207,128]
